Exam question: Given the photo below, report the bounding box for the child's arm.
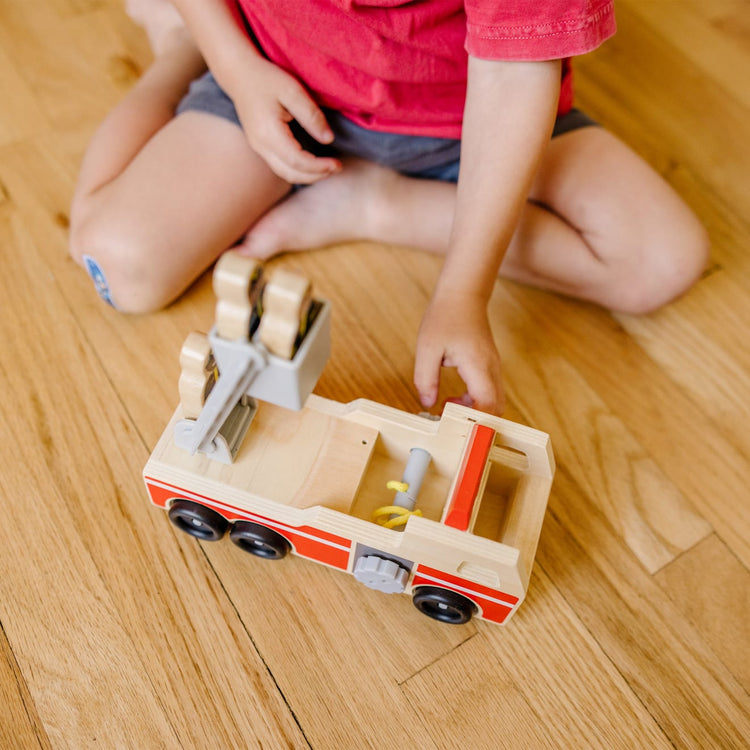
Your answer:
[171,0,340,183]
[414,57,562,414]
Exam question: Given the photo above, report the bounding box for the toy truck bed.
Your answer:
[144,394,554,626]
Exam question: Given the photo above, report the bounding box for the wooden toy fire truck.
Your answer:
[144,252,555,626]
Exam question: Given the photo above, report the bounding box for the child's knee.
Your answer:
[608,221,710,315]
[69,215,173,314]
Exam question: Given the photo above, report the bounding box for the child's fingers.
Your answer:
[457,362,505,415]
[413,342,442,410]
[260,124,340,184]
[287,94,335,146]
[415,353,505,416]
[267,149,340,185]
[454,342,505,415]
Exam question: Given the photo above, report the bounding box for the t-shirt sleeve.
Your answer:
[465,0,616,60]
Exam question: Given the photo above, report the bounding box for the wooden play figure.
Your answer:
[144,252,555,626]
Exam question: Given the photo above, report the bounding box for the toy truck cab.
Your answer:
[144,254,554,626]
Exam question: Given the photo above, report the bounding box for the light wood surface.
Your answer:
[1,1,748,747]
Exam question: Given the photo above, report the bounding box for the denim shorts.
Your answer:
[177,71,596,183]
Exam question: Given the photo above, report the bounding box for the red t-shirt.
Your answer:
[231,0,616,138]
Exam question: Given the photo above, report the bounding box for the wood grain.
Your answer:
[1,0,748,747]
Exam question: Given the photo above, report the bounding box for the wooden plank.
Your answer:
[490,293,711,573]
[614,273,750,461]
[203,542,463,748]
[0,624,51,750]
[0,220,178,747]
[0,136,198,447]
[0,2,131,135]
[47,0,109,17]
[575,2,750,232]
[0,43,48,146]
[0,467,179,747]
[0,204,308,747]
[400,632,556,749]
[402,568,674,749]
[1,0,749,746]
[538,471,750,748]
[298,244,434,411]
[500,281,750,569]
[655,534,750,692]
[624,0,750,109]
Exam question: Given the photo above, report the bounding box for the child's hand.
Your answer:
[414,291,505,415]
[233,57,341,184]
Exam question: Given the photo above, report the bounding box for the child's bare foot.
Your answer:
[235,159,394,258]
[126,0,189,56]
[236,159,454,259]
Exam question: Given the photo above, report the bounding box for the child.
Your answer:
[70,0,709,414]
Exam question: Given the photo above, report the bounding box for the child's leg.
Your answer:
[501,125,710,313]
[71,110,290,312]
[71,4,205,206]
[240,126,708,314]
[70,7,291,312]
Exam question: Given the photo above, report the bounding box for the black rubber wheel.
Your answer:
[230,521,291,559]
[168,499,228,541]
[412,586,476,624]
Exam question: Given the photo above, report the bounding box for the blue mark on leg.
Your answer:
[82,254,117,308]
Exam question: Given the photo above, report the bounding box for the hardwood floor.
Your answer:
[1,1,748,747]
